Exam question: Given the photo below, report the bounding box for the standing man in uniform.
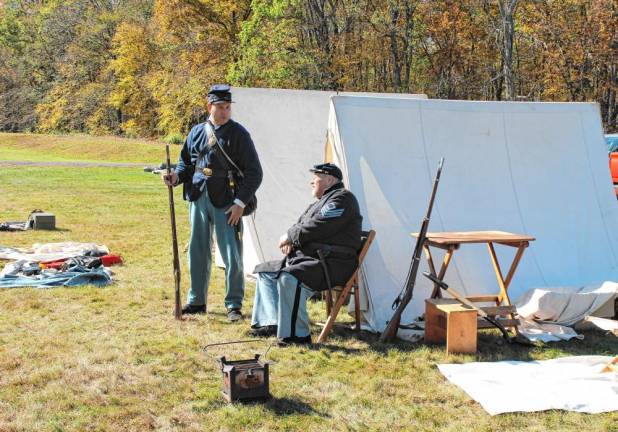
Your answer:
[249,163,362,345]
[162,84,262,321]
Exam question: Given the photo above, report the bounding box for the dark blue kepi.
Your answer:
[309,163,343,180]
[208,84,233,104]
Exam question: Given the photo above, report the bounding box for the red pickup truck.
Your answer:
[610,153,618,197]
[607,134,618,197]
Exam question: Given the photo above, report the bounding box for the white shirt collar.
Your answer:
[208,115,222,130]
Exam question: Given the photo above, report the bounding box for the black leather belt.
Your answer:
[307,242,357,257]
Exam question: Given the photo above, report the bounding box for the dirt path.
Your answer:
[0,160,148,168]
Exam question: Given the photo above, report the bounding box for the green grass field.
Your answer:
[1,134,617,431]
[0,133,179,164]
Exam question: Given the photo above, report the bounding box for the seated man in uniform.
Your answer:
[250,163,363,345]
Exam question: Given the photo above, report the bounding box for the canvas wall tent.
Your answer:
[216,88,426,275]
[328,96,618,332]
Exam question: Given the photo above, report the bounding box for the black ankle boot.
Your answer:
[249,325,278,337]
[181,304,206,314]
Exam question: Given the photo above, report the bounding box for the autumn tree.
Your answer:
[1,0,616,134]
[148,0,251,136]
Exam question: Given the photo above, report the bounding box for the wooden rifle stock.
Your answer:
[380,158,444,342]
[166,144,182,320]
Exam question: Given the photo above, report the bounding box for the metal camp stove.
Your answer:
[205,340,272,403]
[218,354,270,402]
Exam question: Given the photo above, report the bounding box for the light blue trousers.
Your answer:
[186,190,244,310]
[251,271,314,339]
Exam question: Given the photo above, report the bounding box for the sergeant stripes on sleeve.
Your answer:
[320,206,345,219]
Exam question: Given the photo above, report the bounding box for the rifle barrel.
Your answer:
[166,144,182,320]
[379,157,444,342]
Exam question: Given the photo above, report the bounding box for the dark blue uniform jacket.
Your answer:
[175,120,262,207]
[255,183,363,290]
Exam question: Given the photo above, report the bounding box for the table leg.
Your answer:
[487,243,505,306]
[501,243,528,305]
[487,242,529,330]
[487,242,528,307]
[425,245,455,299]
[423,245,439,298]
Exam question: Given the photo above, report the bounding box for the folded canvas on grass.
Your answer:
[438,356,618,415]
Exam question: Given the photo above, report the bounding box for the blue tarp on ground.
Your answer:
[0,265,111,289]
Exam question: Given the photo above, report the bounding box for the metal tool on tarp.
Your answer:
[422,272,535,346]
[204,340,275,403]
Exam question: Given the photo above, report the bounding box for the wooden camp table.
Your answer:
[411,231,535,328]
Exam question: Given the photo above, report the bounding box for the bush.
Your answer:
[163,132,184,145]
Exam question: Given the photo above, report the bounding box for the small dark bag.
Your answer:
[182,164,200,202]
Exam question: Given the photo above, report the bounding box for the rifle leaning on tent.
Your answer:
[166,144,182,320]
[380,158,444,343]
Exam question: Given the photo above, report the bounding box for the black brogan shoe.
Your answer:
[227,308,243,322]
[181,304,206,315]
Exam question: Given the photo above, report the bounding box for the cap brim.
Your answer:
[309,169,338,178]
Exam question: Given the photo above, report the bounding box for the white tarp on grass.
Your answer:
[0,242,109,263]
[217,88,426,274]
[328,96,618,332]
[438,356,618,415]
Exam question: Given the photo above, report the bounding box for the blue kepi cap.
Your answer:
[208,84,232,104]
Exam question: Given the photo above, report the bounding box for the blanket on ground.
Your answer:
[0,242,109,263]
[515,282,618,342]
[438,356,618,415]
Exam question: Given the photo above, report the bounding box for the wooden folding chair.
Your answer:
[317,230,376,343]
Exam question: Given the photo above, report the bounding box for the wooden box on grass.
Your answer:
[425,298,477,354]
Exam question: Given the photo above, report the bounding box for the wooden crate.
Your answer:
[425,298,477,354]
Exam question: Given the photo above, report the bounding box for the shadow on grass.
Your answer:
[0,227,71,233]
[260,396,330,417]
[314,322,618,362]
[308,342,365,355]
[207,310,229,317]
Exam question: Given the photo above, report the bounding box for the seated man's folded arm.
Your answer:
[287,194,354,247]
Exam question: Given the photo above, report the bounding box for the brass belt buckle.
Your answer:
[202,167,213,176]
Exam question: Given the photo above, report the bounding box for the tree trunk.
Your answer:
[498,0,518,100]
[607,64,617,131]
[402,1,416,93]
[388,0,402,91]
[304,0,334,89]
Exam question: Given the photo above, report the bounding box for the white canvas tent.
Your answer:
[216,88,426,275]
[328,96,618,331]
